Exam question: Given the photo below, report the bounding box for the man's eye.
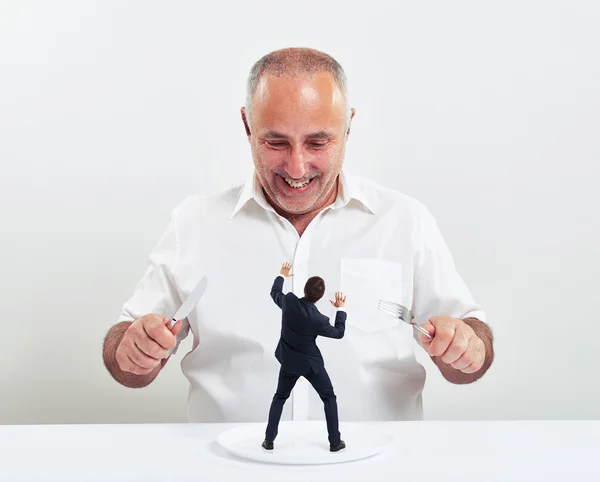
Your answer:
[266,141,287,148]
[309,143,328,148]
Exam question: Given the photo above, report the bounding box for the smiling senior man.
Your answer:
[103,47,494,423]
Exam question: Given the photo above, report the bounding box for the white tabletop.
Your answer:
[0,420,598,481]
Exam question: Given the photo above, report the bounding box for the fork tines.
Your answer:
[378,300,432,339]
[378,299,410,320]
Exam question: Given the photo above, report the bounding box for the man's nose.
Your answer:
[284,144,308,180]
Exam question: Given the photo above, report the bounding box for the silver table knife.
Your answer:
[165,275,207,356]
[169,275,208,327]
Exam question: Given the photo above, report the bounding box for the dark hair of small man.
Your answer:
[304,276,325,303]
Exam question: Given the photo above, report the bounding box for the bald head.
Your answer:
[245,48,350,131]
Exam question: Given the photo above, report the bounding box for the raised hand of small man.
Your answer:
[330,291,346,308]
[279,262,294,277]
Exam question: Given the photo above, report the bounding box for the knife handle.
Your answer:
[165,318,180,357]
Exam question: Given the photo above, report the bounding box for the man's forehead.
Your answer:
[254,72,339,103]
[249,73,347,134]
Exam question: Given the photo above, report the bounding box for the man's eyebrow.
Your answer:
[262,131,288,139]
[305,131,334,140]
[261,130,335,140]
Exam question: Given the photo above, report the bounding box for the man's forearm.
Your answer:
[102,321,166,389]
[433,317,494,385]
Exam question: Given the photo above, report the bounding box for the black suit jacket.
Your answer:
[270,275,346,375]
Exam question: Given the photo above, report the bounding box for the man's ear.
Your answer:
[240,107,251,138]
[346,107,356,138]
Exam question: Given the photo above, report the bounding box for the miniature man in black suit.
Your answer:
[262,261,347,452]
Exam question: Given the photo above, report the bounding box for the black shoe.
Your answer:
[262,439,274,450]
[330,440,346,452]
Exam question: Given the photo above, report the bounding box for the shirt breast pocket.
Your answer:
[339,257,411,333]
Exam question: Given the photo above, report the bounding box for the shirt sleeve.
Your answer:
[411,202,486,330]
[116,209,190,355]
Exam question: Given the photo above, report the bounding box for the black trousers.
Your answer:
[265,365,341,445]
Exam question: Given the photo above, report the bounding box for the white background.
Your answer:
[0,1,598,425]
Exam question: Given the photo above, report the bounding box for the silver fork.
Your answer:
[377,300,432,339]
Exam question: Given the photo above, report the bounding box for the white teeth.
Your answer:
[284,178,311,188]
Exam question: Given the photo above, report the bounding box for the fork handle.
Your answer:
[413,324,433,339]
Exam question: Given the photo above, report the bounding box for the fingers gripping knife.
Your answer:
[165,276,207,356]
[377,300,432,339]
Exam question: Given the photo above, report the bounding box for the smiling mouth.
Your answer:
[282,176,314,189]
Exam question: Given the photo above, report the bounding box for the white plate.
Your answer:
[216,421,395,465]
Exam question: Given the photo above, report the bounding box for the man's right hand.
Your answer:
[115,314,182,376]
[330,291,347,308]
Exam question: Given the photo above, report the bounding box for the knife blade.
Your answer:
[169,275,207,328]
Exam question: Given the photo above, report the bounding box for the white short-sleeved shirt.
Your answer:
[117,168,485,422]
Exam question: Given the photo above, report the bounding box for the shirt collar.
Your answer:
[337,167,376,214]
[229,166,376,220]
[229,169,273,219]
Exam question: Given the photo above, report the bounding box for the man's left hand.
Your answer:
[417,315,485,374]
